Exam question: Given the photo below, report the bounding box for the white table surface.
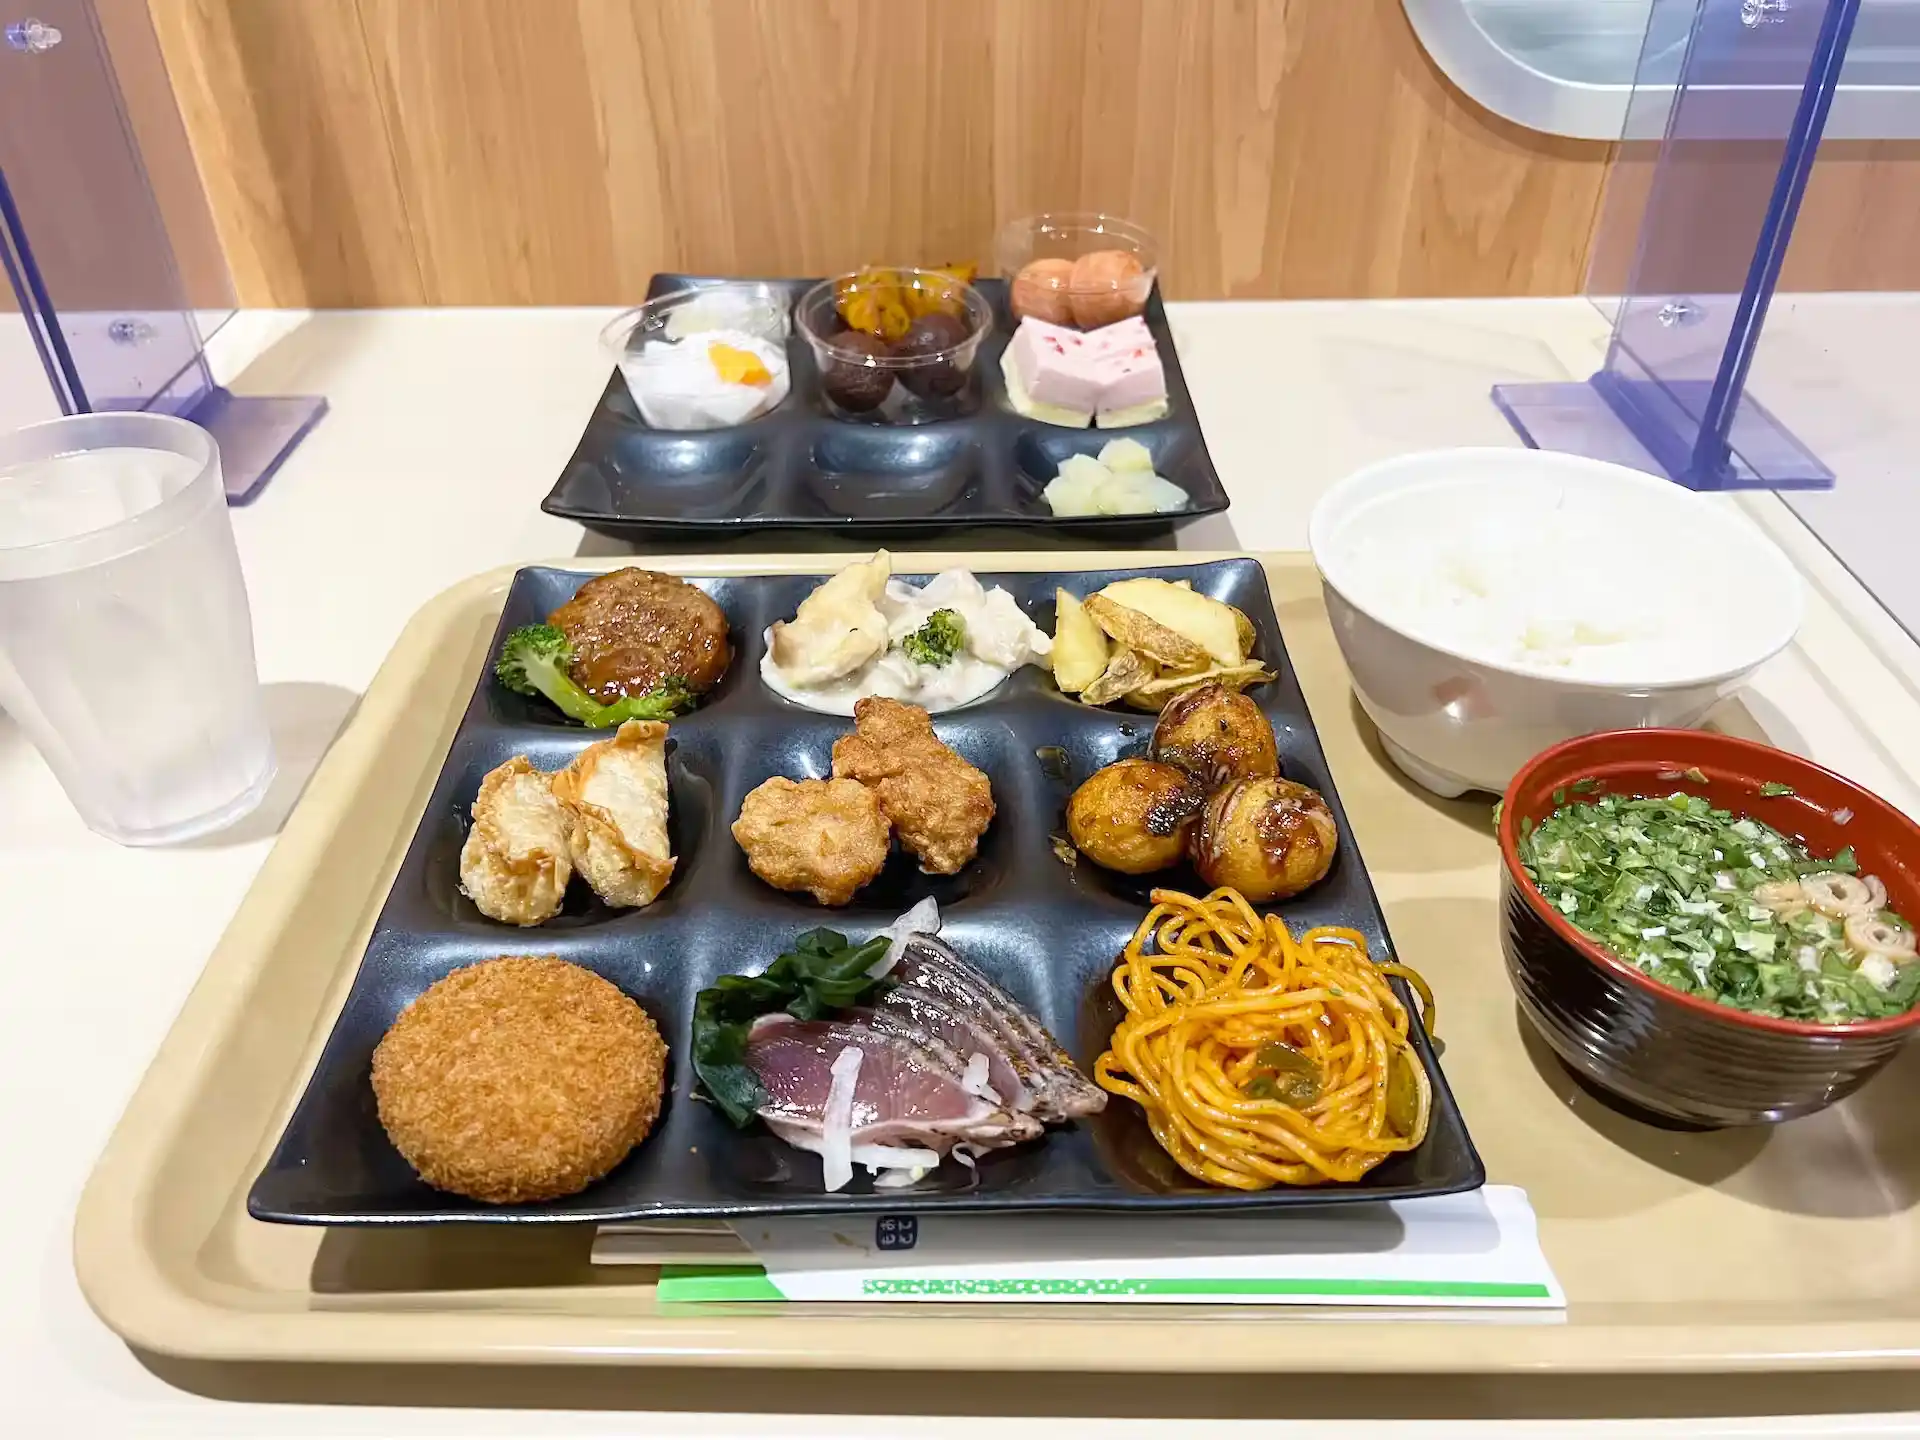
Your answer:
[7,300,1920,1438]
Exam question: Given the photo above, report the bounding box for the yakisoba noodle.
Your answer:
[1095,887,1436,1189]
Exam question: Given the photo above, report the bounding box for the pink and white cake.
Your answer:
[1000,315,1169,428]
[1085,317,1166,426]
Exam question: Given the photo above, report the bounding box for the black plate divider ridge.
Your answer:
[249,560,1483,1224]
[541,275,1231,541]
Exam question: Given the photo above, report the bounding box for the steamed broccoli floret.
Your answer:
[494,625,696,727]
[495,624,604,724]
[901,608,966,668]
[604,675,694,723]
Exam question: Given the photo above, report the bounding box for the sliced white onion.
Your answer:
[853,1143,941,1172]
[771,1130,940,1184]
[959,1051,1003,1105]
[821,1046,863,1193]
[872,897,943,977]
[860,1141,940,1189]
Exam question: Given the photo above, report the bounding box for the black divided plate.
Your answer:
[249,560,1482,1224]
[541,274,1231,541]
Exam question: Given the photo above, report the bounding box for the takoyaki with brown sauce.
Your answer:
[1065,759,1203,875]
[1150,683,1279,789]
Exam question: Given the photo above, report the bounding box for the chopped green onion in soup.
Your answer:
[1518,789,1918,1021]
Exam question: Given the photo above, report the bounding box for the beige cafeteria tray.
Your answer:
[74,551,1920,1374]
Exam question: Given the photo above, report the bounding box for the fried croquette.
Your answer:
[831,697,994,875]
[459,756,573,926]
[731,776,892,906]
[371,955,666,1203]
[550,720,674,909]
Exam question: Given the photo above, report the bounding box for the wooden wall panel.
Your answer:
[358,0,625,304]
[1782,142,1920,294]
[149,0,423,305]
[607,0,997,283]
[154,0,1900,308]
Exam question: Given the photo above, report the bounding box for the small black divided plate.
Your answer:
[249,560,1482,1225]
[541,274,1231,541]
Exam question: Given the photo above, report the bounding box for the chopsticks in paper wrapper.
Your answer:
[594,1185,1563,1309]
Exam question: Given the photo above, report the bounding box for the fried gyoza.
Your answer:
[831,697,993,875]
[550,720,675,909]
[460,757,574,926]
[732,776,892,907]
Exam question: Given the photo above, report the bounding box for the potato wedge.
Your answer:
[1095,578,1243,667]
[1133,661,1275,700]
[1051,588,1110,693]
[1079,646,1156,707]
[1226,604,1257,659]
[1084,594,1211,670]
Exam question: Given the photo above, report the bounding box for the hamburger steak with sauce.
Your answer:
[547,568,732,704]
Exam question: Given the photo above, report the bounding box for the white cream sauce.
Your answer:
[762,569,1051,715]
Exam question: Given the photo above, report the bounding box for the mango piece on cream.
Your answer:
[709,341,773,387]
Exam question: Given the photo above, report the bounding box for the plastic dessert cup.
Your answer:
[600,283,792,432]
[795,270,992,426]
[0,413,275,845]
[996,212,1159,331]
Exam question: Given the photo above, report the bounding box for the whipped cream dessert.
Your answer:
[618,328,791,431]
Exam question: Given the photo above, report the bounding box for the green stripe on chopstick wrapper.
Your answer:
[860,1277,1552,1299]
[657,1265,784,1302]
[655,1266,1550,1303]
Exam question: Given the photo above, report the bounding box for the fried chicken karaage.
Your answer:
[731,776,892,907]
[831,697,994,875]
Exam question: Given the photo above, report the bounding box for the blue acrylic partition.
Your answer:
[1494,0,1859,491]
[0,1,323,502]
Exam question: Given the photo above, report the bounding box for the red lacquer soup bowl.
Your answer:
[1498,730,1920,1127]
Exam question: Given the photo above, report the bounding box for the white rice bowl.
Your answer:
[1308,448,1804,797]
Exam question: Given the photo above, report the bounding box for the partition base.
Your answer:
[1491,379,1833,492]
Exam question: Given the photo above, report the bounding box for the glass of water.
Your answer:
[0,413,275,844]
